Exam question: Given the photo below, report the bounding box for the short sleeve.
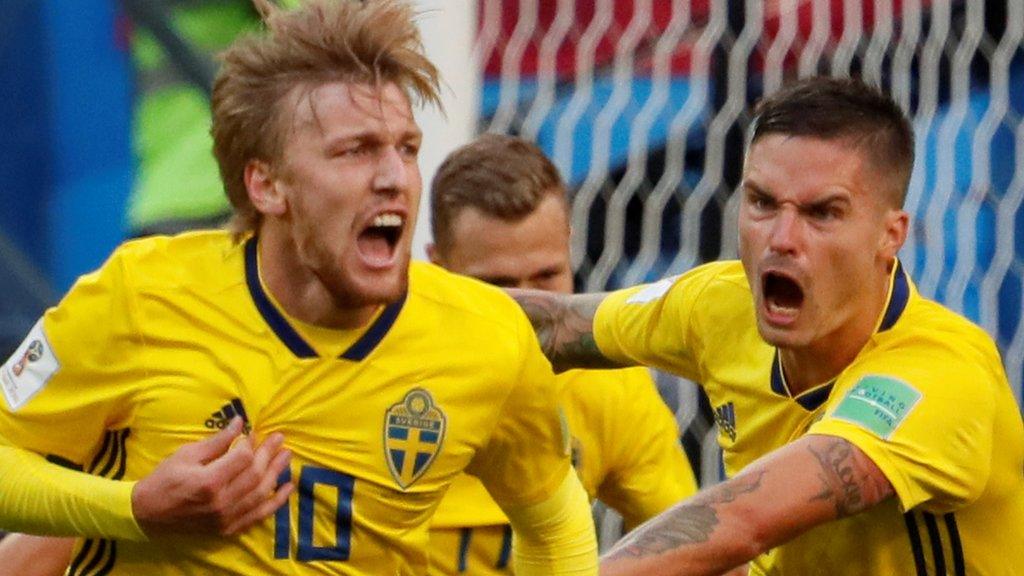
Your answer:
[809,341,998,513]
[0,248,141,465]
[593,263,732,381]
[466,309,572,508]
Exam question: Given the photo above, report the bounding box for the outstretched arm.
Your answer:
[600,434,895,576]
[508,289,623,372]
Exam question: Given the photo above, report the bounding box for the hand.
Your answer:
[131,417,293,536]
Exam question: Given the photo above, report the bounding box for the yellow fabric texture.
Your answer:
[503,468,598,576]
[594,259,1024,575]
[428,525,513,576]
[0,444,143,540]
[428,366,696,574]
[0,231,582,575]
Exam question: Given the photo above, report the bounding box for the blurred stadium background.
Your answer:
[2,0,1022,538]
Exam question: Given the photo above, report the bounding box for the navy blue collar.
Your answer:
[243,237,406,361]
[878,260,910,333]
[769,260,910,411]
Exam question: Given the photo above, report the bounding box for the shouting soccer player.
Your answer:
[424,134,698,575]
[0,1,597,574]
[514,76,1024,575]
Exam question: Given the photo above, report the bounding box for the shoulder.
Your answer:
[111,230,243,293]
[558,367,664,417]
[871,293,1004,381]
[833,295,1006,420]
[607,260,750,315]
[406,261,531,337]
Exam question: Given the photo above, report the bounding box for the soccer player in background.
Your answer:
[513,76,1024,575]
[0,1,597,574]
[425,134,698,575]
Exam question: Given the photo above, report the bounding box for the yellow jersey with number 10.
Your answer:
[0,230,576,575]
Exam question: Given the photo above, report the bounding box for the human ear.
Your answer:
[425,243,442,265]
[244,159,287,217]
[879,209,909,261]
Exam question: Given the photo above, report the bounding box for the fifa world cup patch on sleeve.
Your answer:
[1,319,60,411]
[831,375,921,439]
[626,275,680,304]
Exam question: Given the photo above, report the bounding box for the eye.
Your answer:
[809,204,842,222]
[334,145,367,158]
[400,142,420,159]
[748,193,774,212]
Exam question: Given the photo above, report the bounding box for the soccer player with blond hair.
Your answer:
[0,1,597,574]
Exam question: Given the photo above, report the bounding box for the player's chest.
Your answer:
[129,344,508,491]
[701,348,832,474]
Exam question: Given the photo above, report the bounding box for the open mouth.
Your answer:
[762,271,804,320]
[356,212,404,267]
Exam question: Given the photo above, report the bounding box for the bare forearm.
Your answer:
[601,471,766,576]
[508,289,621,372]
[600,435,895,576]
[0,534,75,576]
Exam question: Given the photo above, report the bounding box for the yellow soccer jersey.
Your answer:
[427,368,697,575]
[0,231,578,575]
[594,259,1024,575]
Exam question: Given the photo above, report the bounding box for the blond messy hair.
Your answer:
[212,0,442,235]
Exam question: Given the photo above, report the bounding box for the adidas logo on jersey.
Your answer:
[713,401,737,442]
[206,398,251,434]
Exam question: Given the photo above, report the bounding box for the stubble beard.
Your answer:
[320,247,411,311]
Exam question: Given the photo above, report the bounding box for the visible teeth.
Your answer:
[767,300,798,315]
[372,213,403,228]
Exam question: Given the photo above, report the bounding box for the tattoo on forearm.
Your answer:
[510,291,614,371]
[606,470,766,560]
[807,438,891,518]
[512,294,561,357]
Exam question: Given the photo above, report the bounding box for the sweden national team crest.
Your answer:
[384,388,446,489]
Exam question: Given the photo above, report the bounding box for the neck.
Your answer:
[780,268,893,395]
[257,226,378,330]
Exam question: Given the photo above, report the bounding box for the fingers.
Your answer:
[202,428,263,492]
[135,419,294,536]
[223,450,294,535]
[218,434,289,514]
[187,417,246,464]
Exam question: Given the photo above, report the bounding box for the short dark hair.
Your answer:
[430,134,567,255]
[750,76,914,207]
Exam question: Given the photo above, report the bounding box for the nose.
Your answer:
[767,207,802,255]
[373,146,414,194]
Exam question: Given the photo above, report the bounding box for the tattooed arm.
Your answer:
[507,289,625,372]
[600,434,895,576]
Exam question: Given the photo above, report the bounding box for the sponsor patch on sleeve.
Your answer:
[626,276,680,304]
[831,375,921,439]
[1,319,60,411]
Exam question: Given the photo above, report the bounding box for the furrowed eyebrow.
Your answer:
[742,180,774,198]
[801,194,851,212]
